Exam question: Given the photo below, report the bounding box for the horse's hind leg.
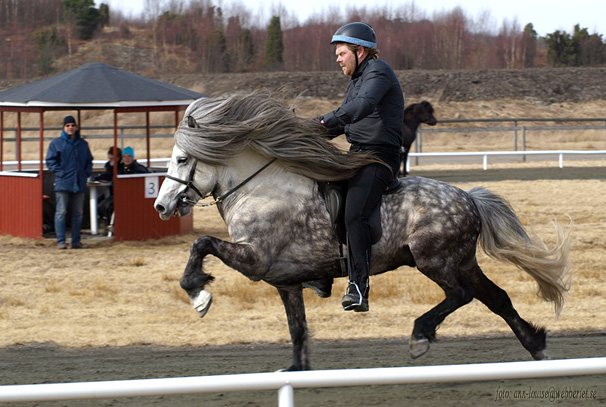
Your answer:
[462,263,548,360]
[277,287,310,371]
[409,270,475,358]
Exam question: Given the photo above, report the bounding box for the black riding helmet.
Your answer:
[330,22,377,48]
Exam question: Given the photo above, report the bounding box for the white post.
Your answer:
[88,184,99,235]
[483,155,488,170]
[559,153,564,168]
[278,384,294,407]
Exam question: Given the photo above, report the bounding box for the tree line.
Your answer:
[1,0,605,80]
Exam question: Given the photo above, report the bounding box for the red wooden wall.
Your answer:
[0,175,43,239]
[112,175,192,241]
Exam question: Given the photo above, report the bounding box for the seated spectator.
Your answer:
[120,146,150,174]
[96,147,122,225]
[98,146,149,232]
[95,146,122,182]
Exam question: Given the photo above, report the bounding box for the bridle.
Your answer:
[164,157,277,208]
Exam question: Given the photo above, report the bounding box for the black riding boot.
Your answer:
[341,277,369,312]
[341,242,370,312]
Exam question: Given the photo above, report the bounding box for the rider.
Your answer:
[319,22,404,312]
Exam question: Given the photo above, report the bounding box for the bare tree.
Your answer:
[145,0,164,22]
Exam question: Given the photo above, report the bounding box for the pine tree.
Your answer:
[265,16,284,69]
[521,23,537,67]
[545,30,575,67]
[237,29,255,71]
[62,0,102,40]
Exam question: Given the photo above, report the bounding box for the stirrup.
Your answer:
[341,281,369,312]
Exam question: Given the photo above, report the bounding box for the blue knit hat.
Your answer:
[123,146,135,158]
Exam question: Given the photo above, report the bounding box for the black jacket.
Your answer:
[95,159,149,180]
[322,57,404,148]
[95,161,115,182]
[120,160,150,174]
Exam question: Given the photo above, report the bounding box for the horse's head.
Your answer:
[405,101,438,126]
[154,144,218,220]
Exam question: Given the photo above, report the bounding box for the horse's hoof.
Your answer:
[409,336,430,359]
[191,290,212,318]
[276,363,309,372]
[532,349,550,360]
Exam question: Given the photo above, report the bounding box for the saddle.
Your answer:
[318,178,403,247]
[305,178,402,287]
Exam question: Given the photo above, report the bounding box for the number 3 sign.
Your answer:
[145,176,160,198]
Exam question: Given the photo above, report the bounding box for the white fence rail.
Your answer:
[3,150,605,174]
[0,357,605,406]
[407,150,606,171]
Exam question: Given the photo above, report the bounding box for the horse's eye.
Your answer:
[177,157,188,164]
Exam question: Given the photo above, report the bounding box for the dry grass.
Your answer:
[1,97,605,348]
[1,159,605,348]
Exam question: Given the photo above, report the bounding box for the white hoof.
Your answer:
[409,337,430,359]
[191,290,212,318]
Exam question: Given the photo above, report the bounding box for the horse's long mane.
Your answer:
[175,91,383,181]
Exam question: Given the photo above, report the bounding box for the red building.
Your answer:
[0,63,204,240]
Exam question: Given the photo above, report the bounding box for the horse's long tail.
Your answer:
[467,186,572,316]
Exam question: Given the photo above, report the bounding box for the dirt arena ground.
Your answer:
[1,333,604,407]
[1,162,605,406]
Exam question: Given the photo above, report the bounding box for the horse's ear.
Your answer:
[187,116,200,128]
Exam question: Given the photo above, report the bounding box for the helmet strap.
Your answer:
[353,46,366,74]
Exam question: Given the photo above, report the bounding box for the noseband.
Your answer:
[165,162,209,206]
[165,157,277,207]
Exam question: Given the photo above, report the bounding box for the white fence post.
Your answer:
[278,384,295,407]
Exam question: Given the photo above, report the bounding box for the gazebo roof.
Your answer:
[0,62,203,108]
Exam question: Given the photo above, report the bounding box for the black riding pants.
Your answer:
[344,160,395,292]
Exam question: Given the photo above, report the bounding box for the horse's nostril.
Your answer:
[155,204,166,213]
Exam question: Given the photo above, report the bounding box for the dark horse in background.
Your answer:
[154,93,571,371]
[400,101,437,177]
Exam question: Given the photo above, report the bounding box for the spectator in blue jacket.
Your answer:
[46,115,94,249]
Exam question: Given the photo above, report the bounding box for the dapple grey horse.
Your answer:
[154,92,571,371]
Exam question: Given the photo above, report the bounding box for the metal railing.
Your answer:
[0,158,170,173]
[0,357,605,406]
[406,150,606,171]
[414,117,606,163]
[3,119,606,168]
[1,124,176,161]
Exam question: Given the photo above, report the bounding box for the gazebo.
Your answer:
[0,62,204,240]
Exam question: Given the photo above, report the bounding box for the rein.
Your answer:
[165,157,277,208]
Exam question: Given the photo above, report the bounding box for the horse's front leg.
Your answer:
[181,235,260,318]
[277,287,310,371]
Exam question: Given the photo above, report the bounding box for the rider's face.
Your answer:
[335,44,357,77]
